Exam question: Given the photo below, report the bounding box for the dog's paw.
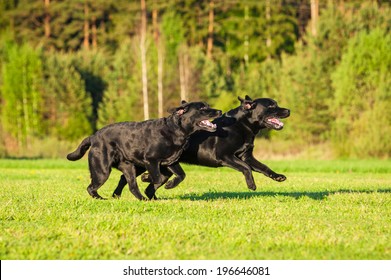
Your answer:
[248,184,257,191]
[145,188,155,200]
[165,180,178,189]
[141,173,151,183]
[272,173,286,182]
[112,193,121,199]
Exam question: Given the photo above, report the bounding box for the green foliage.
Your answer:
[258,2,391,153]
[1,159,390,259]
[331,28,391,158]
[217,0,297,69]
[1,1,391,158]
[161,10,185,62]
[98,39,142,126]
[71,50,108,130]
[1,43,43,147]
[42,52,93,140]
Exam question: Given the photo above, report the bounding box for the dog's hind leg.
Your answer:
[221,156,257,190]
[112,166,146,198]
[87,150,111,199]
[165,163,186,190]
[118,162,147,201]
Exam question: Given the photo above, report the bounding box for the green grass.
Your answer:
[0,159,390,260]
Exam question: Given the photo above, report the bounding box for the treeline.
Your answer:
[0,0,390,158]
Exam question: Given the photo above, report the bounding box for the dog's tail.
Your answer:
[66,136,92,161]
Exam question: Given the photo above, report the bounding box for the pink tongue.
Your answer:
[270,118,283,126]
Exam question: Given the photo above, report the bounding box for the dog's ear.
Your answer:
[238,95,253,102]
[238,96,256,110]
[243,101,256,110]
[167,104,188,116]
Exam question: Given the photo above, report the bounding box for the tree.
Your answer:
[206,0,214,59]
[42,52,93,140]
[331,28,391,157]
[98,39,142,126]
[140,0,149,120]
[71,50,107,132]
[152,4,164,118]
[1,43,43,148]
[44,0,50,40]
[310,0,319,36]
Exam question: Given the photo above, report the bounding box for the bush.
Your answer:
[331,28,391,158]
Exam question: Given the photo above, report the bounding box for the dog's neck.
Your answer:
[239,119,259,137]
[165,114,194,137]
[226,108,262,136]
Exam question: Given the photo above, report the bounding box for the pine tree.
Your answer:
[42,52,93,140]
[98,39,142,127]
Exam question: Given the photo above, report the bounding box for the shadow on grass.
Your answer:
[179,189,391,201]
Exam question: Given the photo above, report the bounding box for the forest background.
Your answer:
[0,0,390,159]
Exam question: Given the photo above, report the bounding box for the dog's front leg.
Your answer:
[112,175,127,198]
[145,160,165,185]
[112,165,147,198]
[144,167,172,200]
[244,155,286,182]
[118,162,147,201]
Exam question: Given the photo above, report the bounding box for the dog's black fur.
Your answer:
[112,96,290,200]
[67,101,222,200]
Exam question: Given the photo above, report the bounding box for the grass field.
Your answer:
[0,159,390,260]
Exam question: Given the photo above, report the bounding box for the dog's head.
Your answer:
[229,95,290,131]
[168,101,222,133]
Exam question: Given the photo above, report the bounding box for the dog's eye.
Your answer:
[200,107,208,110]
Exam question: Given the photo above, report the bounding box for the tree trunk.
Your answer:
[140,0,149,120]
[153,8,164,118]
[22,88,30,148]
[83,2,90,50]
[179,48,188,101]
[265,0,272,60]
[297,0,310,40]
[338,0,345,13]
[44,0,50,39]
[310,0,319,36]
[92,16,97,50]
[244,5,249,66]
[206,1,214,59]
[266,0,271,50]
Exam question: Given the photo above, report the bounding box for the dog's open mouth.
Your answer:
[198,119,217,131]
[265,117,284,130]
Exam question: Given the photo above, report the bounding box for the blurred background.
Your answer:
[0,0,390,159]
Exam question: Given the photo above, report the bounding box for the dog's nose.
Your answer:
[285,109,290,117]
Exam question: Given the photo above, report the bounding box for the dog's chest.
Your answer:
[236,143,254,159]
[159,140,189,165]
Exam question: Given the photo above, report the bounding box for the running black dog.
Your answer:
[67,101,221,200]
[112,96,290,200]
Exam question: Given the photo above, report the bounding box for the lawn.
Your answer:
[0,159,390,259]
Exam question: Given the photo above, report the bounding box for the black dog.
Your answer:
[67,101,221,200]
[113,96,290,200]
